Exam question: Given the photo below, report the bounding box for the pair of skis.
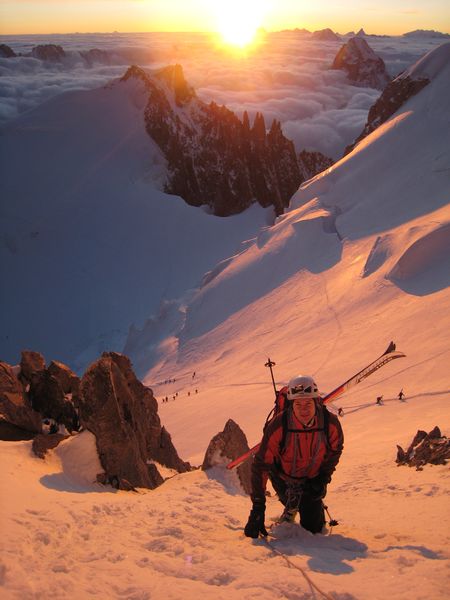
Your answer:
[226,341,405,470]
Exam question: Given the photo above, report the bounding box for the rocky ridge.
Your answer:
[298,150,334,180]
[343,43,450,156]
[122,64,312,216]
[344,74,429,155]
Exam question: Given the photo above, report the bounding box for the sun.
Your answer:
[210,0,268,49]
[220,20,258,48]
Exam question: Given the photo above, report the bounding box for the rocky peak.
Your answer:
[332,37,390,89]
[202,419,252,494]
[78,352,189,490]
[121,65,151,87]
[80,48,111,66]
[344,43,449,156]
[136,64,302,216]
[0,44,16,58]
[119,63,332,215]
[20,350,46,385]
[155,64,196,106]
[252,112,267,143]
[31,44,66,61]
[312,28,340,41]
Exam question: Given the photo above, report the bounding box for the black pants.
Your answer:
[269,471,325,534]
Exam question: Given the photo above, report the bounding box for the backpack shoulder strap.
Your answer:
[322,405,331,447]
[279,407,290,454]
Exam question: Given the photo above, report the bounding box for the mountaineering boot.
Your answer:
[279,507,298,523]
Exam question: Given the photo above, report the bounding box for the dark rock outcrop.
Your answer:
[32,433,68,458]
[396,426,450,469]
[29,369,79,432]
[80,48,111,66]
[0,420,37,441]
[298,150,334,180]
[122,64,302,216]
[0,44,16,58]
[15,352,80,432]
[332,37,390,89]
[78,352,189,490]
[48,360,79,396]
[19,350,46,386]
[31,44,66,61]
[202,419,252,495]
[0,361,42,433]
[344,74,430,155]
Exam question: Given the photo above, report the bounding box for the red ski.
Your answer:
[226,341,405,470]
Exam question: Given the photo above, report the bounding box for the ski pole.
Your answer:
[322,503,339,527]
[265,358,277,398]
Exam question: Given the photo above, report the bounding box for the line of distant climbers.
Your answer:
[161,389,199,403]
[157,371,197,386]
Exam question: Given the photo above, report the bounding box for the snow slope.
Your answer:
[143,44,450,464]
[0,75,272,371]
[1,398,449,599]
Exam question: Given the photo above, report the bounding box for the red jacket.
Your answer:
[251,404,343,500]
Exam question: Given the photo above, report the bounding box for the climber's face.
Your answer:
[293,397,316,425]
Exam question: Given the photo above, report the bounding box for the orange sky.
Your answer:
[0,0,449,36]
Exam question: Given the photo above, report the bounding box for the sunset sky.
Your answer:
[0,0,449,36]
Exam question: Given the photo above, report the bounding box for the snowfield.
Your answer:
[1,396,449,600]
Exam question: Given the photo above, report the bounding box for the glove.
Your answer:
[244,500,268,538]
[305,476,327,500]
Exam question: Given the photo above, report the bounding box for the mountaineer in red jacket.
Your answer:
[244,375,344,538]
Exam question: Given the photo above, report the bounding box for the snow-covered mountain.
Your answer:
[332,37,391,89]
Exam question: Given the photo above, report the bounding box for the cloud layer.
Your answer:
[0,31,444,158]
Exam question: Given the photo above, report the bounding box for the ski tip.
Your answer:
[385,341,396,354]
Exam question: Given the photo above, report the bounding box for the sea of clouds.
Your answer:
[0,31,445,158]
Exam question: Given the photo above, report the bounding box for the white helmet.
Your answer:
[287,375,319,400]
